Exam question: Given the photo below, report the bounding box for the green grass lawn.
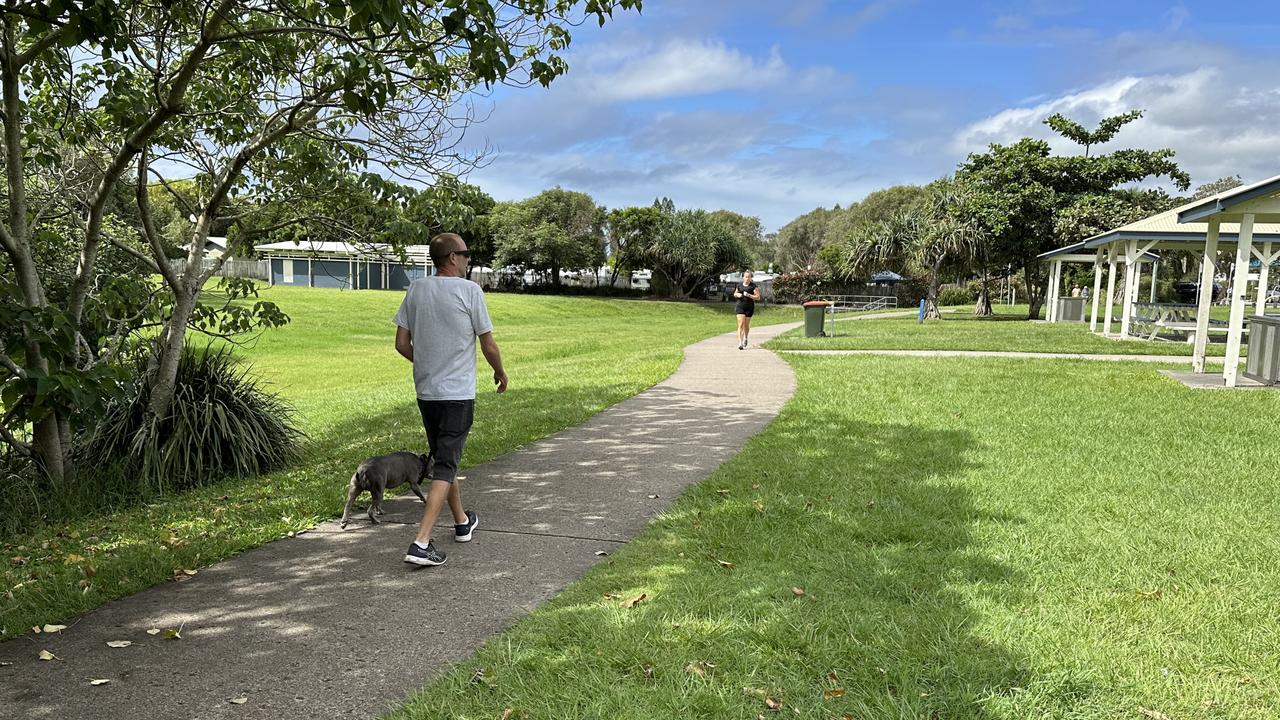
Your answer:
[0,289,798,639]
[390,355,1280,720]
[768,304,1236,356]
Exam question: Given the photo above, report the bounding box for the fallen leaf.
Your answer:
[181,569,197,576]
[163,626,182,640]
[1136,589,1162,600]
[641,662,655,679]
[90,678,111,686]
[715,559,735,569]
[500,710,513,720]
[620,592,646,609]
[866,500,876,508]
[602,592,621,600]
[827,671,840,682]
[753,499,765,513]
[843,715,856,720]
[146,628,161,635]
[41,624,67,633]
[685,662,709,677]
[38,649,57,661]
[824,688,846,700]
[594,550,609,557]
[229,697,247,705]
[10,556,29,565]
[791,587,805,597]
[716,489,730,496]
[106,640,131,648]
[647,494,660,499]
[765,696,783,710]
[1137,708,1172,720]
[31,625,40,634]
[63,554,87,564]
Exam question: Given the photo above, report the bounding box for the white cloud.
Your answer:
[578,39,790,101]
[950,68,1280,188]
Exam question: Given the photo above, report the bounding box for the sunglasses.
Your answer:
[451,250,472,258]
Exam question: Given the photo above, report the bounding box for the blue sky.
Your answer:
[459,1,1280,231]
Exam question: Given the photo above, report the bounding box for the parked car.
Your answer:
[1172,281,1222,304]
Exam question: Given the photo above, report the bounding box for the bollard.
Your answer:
[918,298,926,323]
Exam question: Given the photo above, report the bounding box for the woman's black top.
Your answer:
[735,282,758,314]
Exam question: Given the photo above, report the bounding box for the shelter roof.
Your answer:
[1077,190,1280,250]
[1178,174,1280,223]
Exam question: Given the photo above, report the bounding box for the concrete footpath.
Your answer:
[779,348,1240,364]
[0,323,798,720]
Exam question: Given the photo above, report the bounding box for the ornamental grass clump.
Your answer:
[81,344,302,494]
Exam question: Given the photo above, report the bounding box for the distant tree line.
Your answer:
[766,110,1243,319]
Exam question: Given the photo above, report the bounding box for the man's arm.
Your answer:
[478,331,508,393]
[395,326,414,362]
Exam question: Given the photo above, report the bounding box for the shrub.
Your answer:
[79,344,302,494]
[938,287,975,306]
[772,268,829,304]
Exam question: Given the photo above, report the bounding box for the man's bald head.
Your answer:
[429,232,466,267]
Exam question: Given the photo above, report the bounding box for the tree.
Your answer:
[640,205,749,299]
[605,205,663,289]
[491,188,605,286]
[0,0,640,484]
[837,180,977,320]
[955,110,1189,319]
[1191,175,1243,201]
[708,209,769,269]
[773,206,838,272]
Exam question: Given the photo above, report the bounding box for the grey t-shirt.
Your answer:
[393,276,494,401]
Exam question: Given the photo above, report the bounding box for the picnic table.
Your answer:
[1131,302,1235,342]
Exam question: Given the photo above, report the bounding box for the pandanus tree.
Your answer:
[839,180,979,320]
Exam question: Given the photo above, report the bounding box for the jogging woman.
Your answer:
[734,270,762,349]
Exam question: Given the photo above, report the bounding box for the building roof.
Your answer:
[1078,190,1280,250]
[255,240,432,259]
[1177,173,1280,223]
[1038,240,1158,261]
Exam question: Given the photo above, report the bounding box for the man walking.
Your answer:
[393,232,508,566]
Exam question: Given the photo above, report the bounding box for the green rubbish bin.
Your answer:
[803,300,830,337]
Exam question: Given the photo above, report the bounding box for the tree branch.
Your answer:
[67,0,239,324]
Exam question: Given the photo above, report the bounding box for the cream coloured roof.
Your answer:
[1082,183,1280,249]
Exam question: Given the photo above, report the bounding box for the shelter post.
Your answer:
[1223,214,1255,387]
[1192,219,1220,374]
[1150,259,1158,302]
[1090,248,1104,332]
[1256,241,1273,315]
[1103,246,1118,336]
[1120,240,1138,338]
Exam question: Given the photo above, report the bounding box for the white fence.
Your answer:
[166,258,269,281]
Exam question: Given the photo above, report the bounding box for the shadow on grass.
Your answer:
[388,407,1056,719]
[0,378,791,717]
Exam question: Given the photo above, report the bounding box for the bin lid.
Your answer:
[802,300,831,307]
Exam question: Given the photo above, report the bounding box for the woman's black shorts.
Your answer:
[735,303,755,317]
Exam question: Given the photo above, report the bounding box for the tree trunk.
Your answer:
[1024,264,1045,319]
[924,267,943,320]
[973,265,993,316]
[145,286,199,421]
[550,259,561,287]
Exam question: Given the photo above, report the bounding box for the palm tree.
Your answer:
[838,180,979,320]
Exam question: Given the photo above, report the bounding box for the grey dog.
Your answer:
[340,452,430,528]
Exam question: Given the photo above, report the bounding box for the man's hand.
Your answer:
[494,370,508,393]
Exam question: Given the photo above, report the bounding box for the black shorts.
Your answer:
[416,399,474,483]
[735,303,755,317]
